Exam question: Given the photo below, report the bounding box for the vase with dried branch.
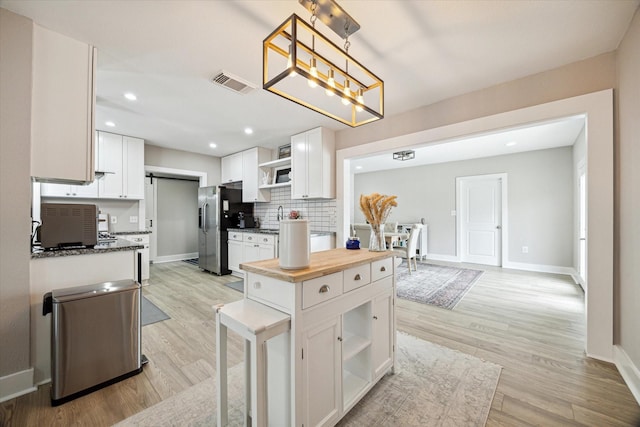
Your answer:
[359,193,398,251]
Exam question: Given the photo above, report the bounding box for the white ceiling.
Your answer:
[350,115,586,174]
[1,0,637,157]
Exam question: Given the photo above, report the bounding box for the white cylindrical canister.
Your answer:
[279,219,310,270]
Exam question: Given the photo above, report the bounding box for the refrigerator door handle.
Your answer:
[202,203,208,232]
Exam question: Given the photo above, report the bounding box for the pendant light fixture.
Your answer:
[263,0,384,127]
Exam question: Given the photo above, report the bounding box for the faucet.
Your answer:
[277,206,284,222]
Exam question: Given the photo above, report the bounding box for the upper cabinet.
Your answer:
[242,147,271,203]
[31,24,96,184]
[221,152,243,183]
[291,127,335,199]
[41,181,98,198]
[97,131,145,200]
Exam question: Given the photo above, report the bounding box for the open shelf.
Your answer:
[258,181,291,189]
[343,370,369,409]
[342,331,371,362]
[258,156,291,168]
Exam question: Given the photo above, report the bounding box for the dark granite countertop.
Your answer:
[31,238,143,259]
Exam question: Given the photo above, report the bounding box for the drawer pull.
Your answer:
[373,315,378,320]
[247,237,253,241]
[337,336,343,342]
[354,274,361,281]
[380,266,386,272]
[253,281,261,289]
[318,285,330,294]
[263,238,268,242]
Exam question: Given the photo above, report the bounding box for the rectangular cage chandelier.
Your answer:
[263,0,384,127]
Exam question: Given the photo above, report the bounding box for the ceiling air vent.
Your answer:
[210,70,256,95]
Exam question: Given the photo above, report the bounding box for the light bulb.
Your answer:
[308,58,318,88]
[341,80,351,105]
[356,88,364,112]
[287,44,297,77]
[325,69,335,96]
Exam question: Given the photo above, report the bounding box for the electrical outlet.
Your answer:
[129,216,138,223]
[111,216,117,224]
[522,246,529,254]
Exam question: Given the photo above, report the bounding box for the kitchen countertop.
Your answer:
[240,248,392,282]
[227,228,335,237]
[111,230,152,235]
[31,238,143,259]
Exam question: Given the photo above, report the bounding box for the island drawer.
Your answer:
[302,272,343,310]
[246,273,294,313]
[229,232,243,242]
[371,257,393,282]
[343,264,371,293]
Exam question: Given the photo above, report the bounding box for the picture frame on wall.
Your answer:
[273,166,292,184]
[278,144,291,159]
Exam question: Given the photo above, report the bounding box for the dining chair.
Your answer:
[393,224,423,274]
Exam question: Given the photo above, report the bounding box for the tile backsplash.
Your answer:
[253,186,336,232]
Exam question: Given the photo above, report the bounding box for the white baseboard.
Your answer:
[614,345,640,405]
[424,253,460,263]
[0,368,36,403]
[153,252,198,264]
[502,261,575,276]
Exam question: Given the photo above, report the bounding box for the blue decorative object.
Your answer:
[346,237,360,250]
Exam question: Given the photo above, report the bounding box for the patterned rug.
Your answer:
[114,332,501,426]
[396,261,483,309]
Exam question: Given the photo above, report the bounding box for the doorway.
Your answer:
[457,174,506,266]
[577,161,587,289]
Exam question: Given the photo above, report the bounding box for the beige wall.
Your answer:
[0,9,33,378]
[336,52,616,151]
[616,9,640,368]
[144,144,221,186]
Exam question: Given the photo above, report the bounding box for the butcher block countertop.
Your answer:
[240,248,393,283]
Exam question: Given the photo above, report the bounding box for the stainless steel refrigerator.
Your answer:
[198,186,253,274]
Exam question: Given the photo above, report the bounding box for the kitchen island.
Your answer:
[30,238,142,384]
[239,248,396,426]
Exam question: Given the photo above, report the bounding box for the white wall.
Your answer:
[144,144,220,187]
[354,147,574,268]
[616,7,640,395]
[156,178,199,259]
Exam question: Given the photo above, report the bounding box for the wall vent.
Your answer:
[210,70,256,95]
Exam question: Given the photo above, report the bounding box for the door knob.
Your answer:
[496,225,502,229]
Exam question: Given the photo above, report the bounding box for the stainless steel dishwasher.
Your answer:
[43,279,143,406]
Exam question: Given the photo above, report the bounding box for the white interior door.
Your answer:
[144,177,157,262]
[459,175,503,266]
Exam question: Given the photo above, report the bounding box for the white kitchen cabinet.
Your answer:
[230,232,278,277]
[31,24,97,184]
[291,127,335,199]
[40,181,98,198]
[302,316,342,427]
[242,250,395,426]
[242,147,271,202]
[97,131,144,199]
[228,233,243,274]
[221,152,243,183]
[119,234,150,283]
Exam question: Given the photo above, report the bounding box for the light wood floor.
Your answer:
[1,260,639,426]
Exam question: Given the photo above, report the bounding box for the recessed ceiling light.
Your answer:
[244,127,253,135]
[209,142,217,148]
[105,121,115,127]
[124,93,137,101]
[506,141,517,147]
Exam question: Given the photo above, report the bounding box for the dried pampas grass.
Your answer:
[359,193,397,225]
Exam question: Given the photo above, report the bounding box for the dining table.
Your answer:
[384,231,409,248]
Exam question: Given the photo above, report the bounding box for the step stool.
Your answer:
[215,299,291,427]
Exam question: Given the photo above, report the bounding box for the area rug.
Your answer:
[141,296,170,326]
[224,280,244,293]
[396,261,483,309]
[182,258,199,266]
[114,332,501,426]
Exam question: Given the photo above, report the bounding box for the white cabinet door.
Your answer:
[228,240,242,273]
[31,24,96,183]
[291,132,308,200]
[371,290,394,379]
[291,128,335,200]
[302,317,342,427]
[41,183,72,197]
[124,136,144,199]
[71,181,98,198]
[98,132,124,198]
[258,244,275,261]
[242,148,271,202]
[221,152,243,183]
[120,234,150,282]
